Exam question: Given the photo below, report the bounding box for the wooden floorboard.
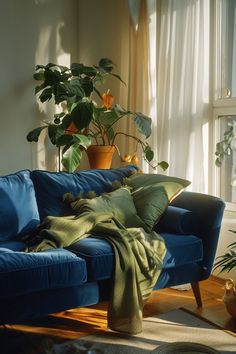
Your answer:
[0,276,236,352]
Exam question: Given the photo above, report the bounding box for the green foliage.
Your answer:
[214,230,236,273]
[215,121,235,167]
[28,58,168,172]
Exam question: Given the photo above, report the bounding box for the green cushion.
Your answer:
[132,182,184,231]
[70,186,146,229]
[125,173,191,190]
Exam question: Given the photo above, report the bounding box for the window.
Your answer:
[217,115,236,203]
[214,0,236,208]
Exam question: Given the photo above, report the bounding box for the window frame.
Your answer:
[213,0,236,211]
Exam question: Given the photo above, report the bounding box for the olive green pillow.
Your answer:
[131,182,184,232]
[125,173,191,190]
[70,186,146,229]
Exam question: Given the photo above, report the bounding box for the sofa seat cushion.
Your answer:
[161,233,203,269]
[67,237,114,281]
[31,165,137,221]
[0,248,87,297]
[67,232,203,281]
[0,170,40,241]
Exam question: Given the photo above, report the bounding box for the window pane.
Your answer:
[221,0,236,98]
[219,115,236,202]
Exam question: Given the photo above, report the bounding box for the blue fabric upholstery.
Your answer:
[31,165,137,221]
[0,170,40,241]
[67,237,114,281]
[156,206,195,234]
[0,248,87,297]
[0,166,225,326]
[161,233,203,269]
[0,282,100,324]
[67,232,203,281]
[154,263,203,290]
[171,191,226,277]
[0,240,26,252]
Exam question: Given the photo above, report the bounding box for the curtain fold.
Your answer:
[232,2,236,96]
[114,0,150,165]
[144,0,211,193]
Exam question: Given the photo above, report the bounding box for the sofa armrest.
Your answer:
[171,191,225,233]
[155,206,194,235]
[166,191,225,278]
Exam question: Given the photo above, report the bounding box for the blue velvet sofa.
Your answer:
[0,165,225,325]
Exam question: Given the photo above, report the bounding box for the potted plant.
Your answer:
[214,233,236,318]
[27,58,168,172]
[215,119,236,167]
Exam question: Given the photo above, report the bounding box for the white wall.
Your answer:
[77,0,130,169]
[0,0,78,175]
[0,0,130,174]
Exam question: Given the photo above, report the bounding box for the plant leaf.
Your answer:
[110,73,126,85]
[48,125,65,145]
[98,109,119,126]
[70,63,97,77]
[114,104,130,116]
[133,112,152,138]
[26,126,47,142]
[70,101,93,130]
[145,148,154,162]
[35,82,46,95]
[106,126,115,142]
[61,144,83,172]
[158,161,169,171]
[72,134,91,149]
[56,134,74,146]
[98,58,115,72]
[62,79,85,98]
[39,87,53,103]
[34,72,45,81]
[80,76,94,97]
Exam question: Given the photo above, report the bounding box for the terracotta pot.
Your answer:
[86,145,116,169]
[223,279,236,318]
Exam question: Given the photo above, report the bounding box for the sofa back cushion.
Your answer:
[0,170,40,241]
[125,172,191,189]
[31,165,137,221]
[132,182,184,231]
[70,186,146,229]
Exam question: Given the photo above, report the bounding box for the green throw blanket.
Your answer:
[24,211,166,334]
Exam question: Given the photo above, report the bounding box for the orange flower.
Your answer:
[123,154,132,163]
[102,91,114,109]
[65,121,78,135]
[131,154,139,165]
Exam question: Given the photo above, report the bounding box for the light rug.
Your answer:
[49,308,236,354]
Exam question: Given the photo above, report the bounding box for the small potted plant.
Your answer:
[27,58,168,172]
[214,232,236,318]
[215,120,236,167]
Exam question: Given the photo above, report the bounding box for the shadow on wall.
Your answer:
[0,0,78,174]
[33,0,79,172]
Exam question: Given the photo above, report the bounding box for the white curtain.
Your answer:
[142,0,211,193]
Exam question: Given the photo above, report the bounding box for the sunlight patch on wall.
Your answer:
[34,21,71,171]
[35,25,52,66]
[34,0,54,4]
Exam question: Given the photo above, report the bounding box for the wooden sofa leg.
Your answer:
[191,282,202,307]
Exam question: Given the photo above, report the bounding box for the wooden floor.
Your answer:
[0,276,236,353]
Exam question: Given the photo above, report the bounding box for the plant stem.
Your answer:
[112,131,145,148]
